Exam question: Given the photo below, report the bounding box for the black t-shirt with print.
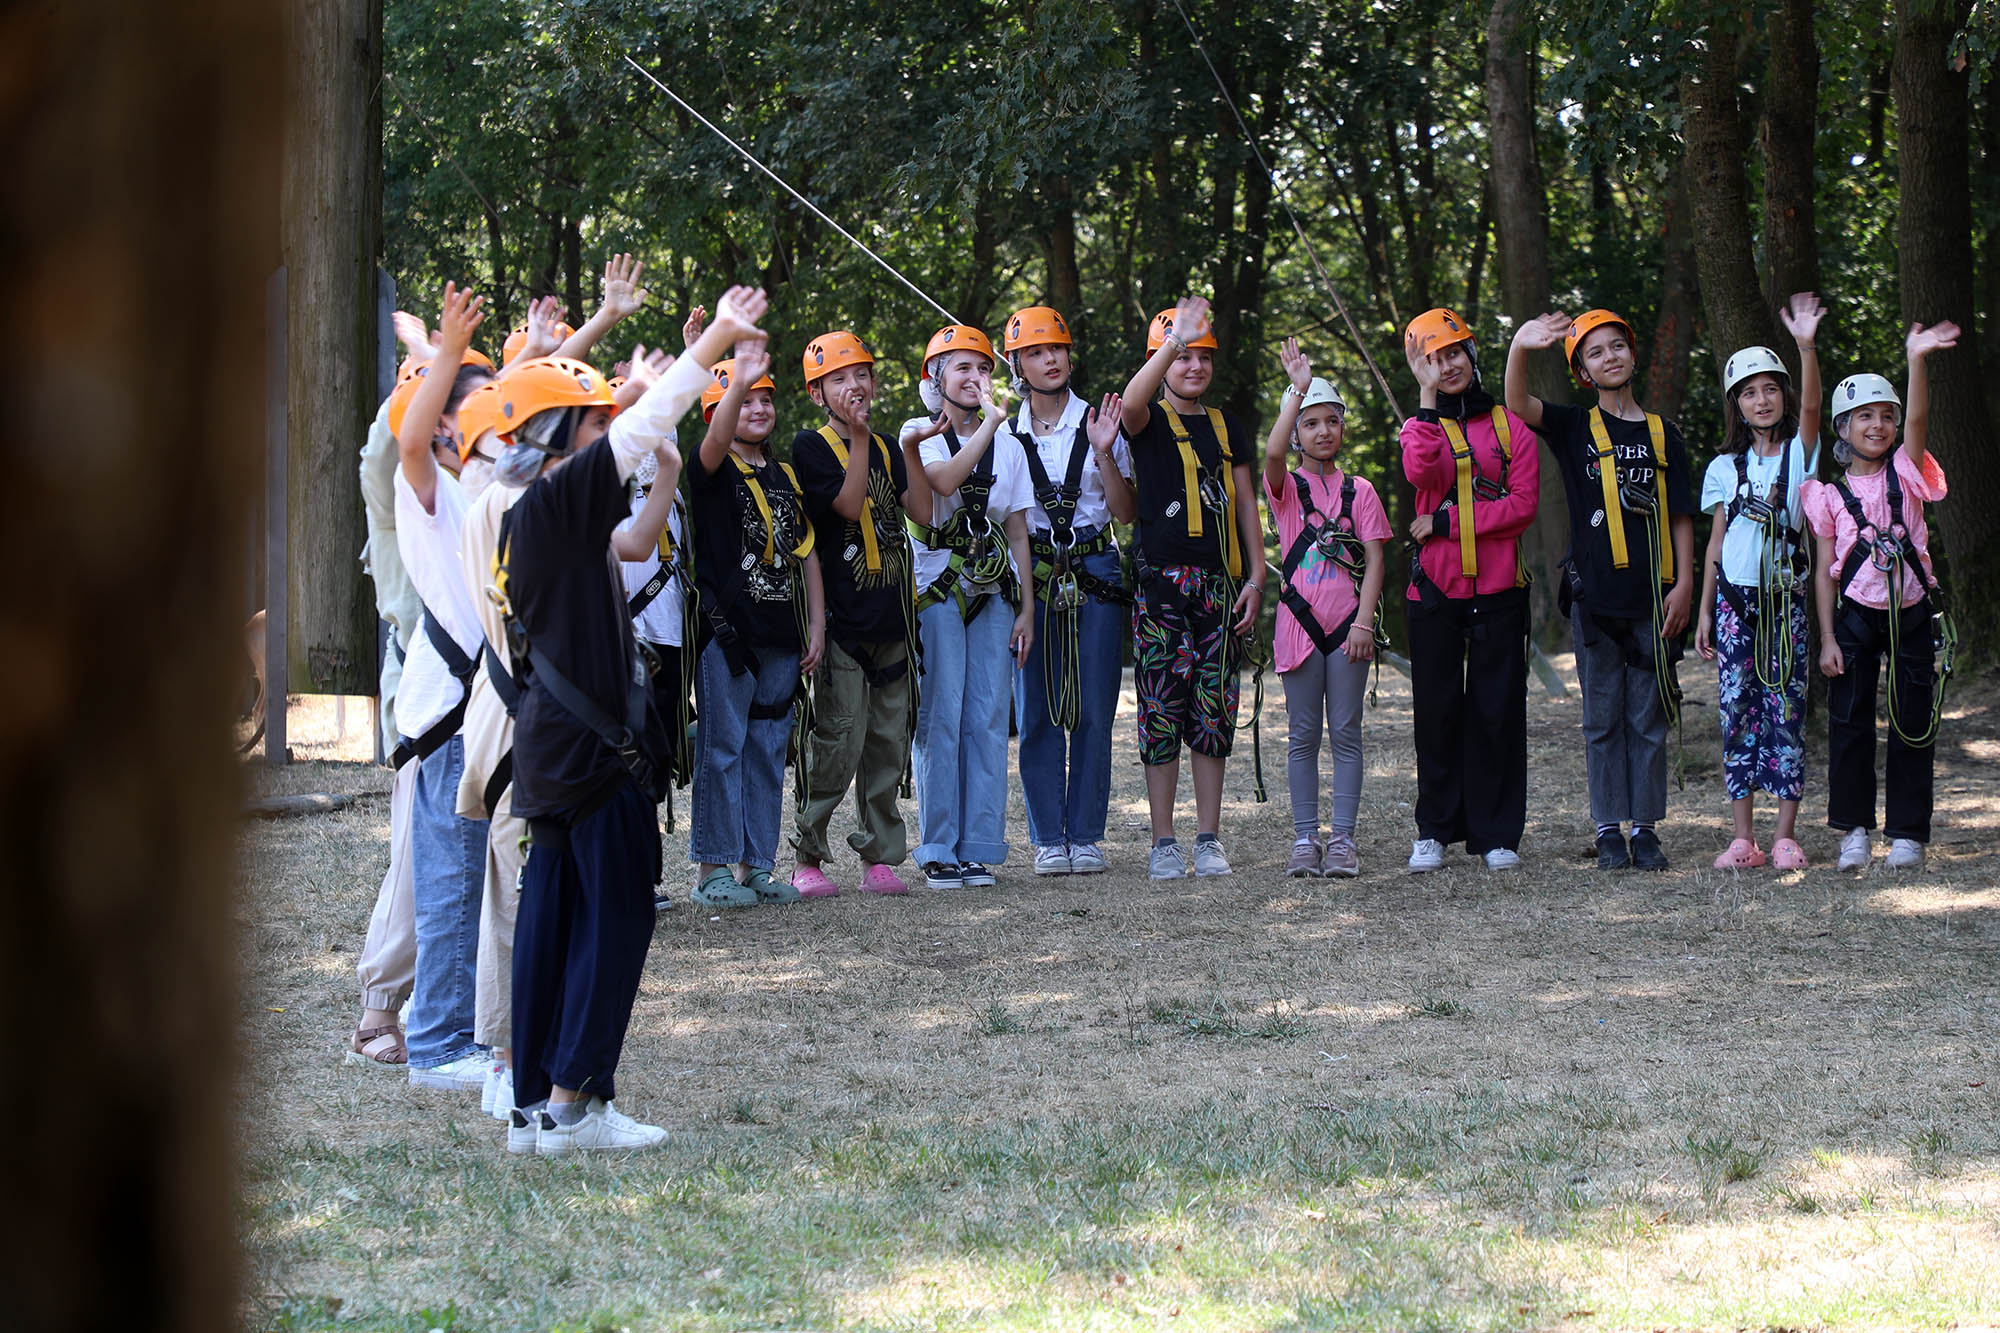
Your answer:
[687,447,809,655]
[504,436,670,819]
[792,426,912,645]
[1128,400,1248,570]
[1537,400,1695,621]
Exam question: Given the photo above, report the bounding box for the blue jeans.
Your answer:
[690,639,798,870]
[1014,544,1124,847]
[915,594,1014,865]
[406,733,488,1068]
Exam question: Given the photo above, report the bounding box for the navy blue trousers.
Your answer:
[511,777,661,1109]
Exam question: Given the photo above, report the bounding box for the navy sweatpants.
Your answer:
[511,777,661,1110]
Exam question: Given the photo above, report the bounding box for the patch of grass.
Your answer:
[1251,1006,1308,1040]
[1148,994,1241,1037]
[1907,1123,1953,1176]
[1414,993,1467,1019]
[1771,1183,1823,1214]
[1681,1131,1771,1207]
[975,998,1026,1035]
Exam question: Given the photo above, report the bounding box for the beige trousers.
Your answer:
[354,757,417,1013]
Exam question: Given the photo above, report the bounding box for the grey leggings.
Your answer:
[1282,649,1369,838]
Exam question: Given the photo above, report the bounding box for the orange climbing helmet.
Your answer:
[1563,309,1636,382]
[503,321,576,365]
[701,358,778,420]
[492,356,614,437]
[1002,306,1072,353]
[1405,307,1475,358]
[454,381,509,462]
[1147,307,1219,353]
[801,331,874,388]
[922,325,996,374]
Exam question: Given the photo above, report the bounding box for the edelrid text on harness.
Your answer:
[1831,459,1956,747]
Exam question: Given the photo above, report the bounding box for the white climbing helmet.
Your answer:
[1721,345,1787,397]
[1831,372,1901,417]
[1300,377,1346,414]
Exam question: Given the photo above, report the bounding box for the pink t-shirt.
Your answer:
[1800,451,1947,610]
[1266,466,1392,673]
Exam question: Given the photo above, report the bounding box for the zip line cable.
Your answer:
[1162,0,1405,420]
[624,55,959,326]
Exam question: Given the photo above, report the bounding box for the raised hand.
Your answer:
[602,253,648,321]
[622,343,673,397]
[436,281,486,355]
[1086,392,1123,450]
[1780,292,1826,346]
[682,305,707,349]
[1511,311,1571,350]
[522,294,565,360]
[1280,336,1312,392]
[1907,320,1961,360]
[731,333,771,386]
[392,310,432,357]
[1170,296,1213,346]
[713,286,769,340]
[1404,331,1441,390]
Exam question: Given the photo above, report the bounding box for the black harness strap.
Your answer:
[1833,462,1944,609]
[481,750,513,820]
[1279,473,1366,656]
[390,608,479,768]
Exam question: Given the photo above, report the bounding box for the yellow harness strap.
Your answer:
[1586,407,1673,581]
[819,425,892,572]
[732,455,816,565]
[1160,402,1241,577]
[1441,408,1518,581]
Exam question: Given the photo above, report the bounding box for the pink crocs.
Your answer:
[792,865,839,899]
[1771,838,1808,870]
[1713,838,1767,870]
[859,863,910,895]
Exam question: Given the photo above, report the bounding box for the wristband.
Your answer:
[1284,384,1306,401]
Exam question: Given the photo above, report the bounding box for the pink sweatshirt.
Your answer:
[1800,450,1947,610]
[1401,407,1540,600]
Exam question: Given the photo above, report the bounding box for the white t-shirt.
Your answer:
[618,490,687,647]
[392,466,483,740]
[902,417,1030,594]
[1699,432,1817,587]
[1005,392,1132,537]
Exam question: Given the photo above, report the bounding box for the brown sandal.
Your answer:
[345,1024,407,1066]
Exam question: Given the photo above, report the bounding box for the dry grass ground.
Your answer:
[238,656,2000,1332]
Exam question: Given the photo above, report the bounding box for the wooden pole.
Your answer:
[266,267,290,766]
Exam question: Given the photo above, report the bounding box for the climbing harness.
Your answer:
[1279,469,1388,707]
[1831,461,1957,748]
[910,422,1018,623]
[1017,410,1131,731]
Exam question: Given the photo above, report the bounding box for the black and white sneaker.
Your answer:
[958,861,996,887]
[923,860,965,889]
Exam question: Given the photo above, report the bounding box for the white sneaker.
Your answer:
[1034,844,1073,876]
[1067,843,1107,875]
[535,1098,668,1155]
[1148,843,1187,880]
[409,1056,489,1091]
[485,1065,513,1122]
[506,1107,540,1155]
[1886,838,1926,869]
[1837,828,1872,871]
[1483,848,1521,871]
[1408,839,1446,872]
[1192,838,1232,877]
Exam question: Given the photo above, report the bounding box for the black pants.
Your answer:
[1828,598,1936,843]
[1407,587,1529,853]
[512,777,661,1109]
[644,639,694,782]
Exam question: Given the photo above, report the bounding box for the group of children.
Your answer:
[346,256,1956,1155]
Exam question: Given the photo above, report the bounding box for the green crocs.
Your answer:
[691,866,758,910]
[744,868,801,905]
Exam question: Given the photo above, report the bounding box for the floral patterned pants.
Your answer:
[1133,563,1240,766]
[1714,581,1806,802]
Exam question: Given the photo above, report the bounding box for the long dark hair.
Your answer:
[1721,373,1800,455]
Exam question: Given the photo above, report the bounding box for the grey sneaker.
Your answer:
[1067,843,1107,875]
[1034,844,1073,876]
[1837,828,1872,871]
[1322,833,1360,878]
[1886,838,1925,869]
[1286,837,1323,878]
[1483,848,1521,871]
[1408,838,1446,872]
[1148,842,1187,880]
[1192,838,1232,877]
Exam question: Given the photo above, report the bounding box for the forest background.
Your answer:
[376,0,2000,652]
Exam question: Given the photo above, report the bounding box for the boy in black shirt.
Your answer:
[1118,297,1267,880]
[789,331,920,897]
[1505,309,1694,870]
[497,286,769,1153]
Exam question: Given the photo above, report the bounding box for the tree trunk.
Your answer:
[1485,0,1568,643]
[1980,69,2000,428]
[1761,0,1821,342]
[1644,169,1700,422]
[280,0,382,693]
[1041,175,1083,342]
[1894,0,2000,657]
[562,212,584,324]
[0,0,276,1326]
[1683,27,1783,365]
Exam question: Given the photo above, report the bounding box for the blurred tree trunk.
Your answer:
[282,0,383,691]
[1486,0,1568,644]
[1683,27,1783,366]
[1895,0,2000,658]
[1761,0,1821,338]
[1644,170,1700,423]
[0,0,278,1327]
